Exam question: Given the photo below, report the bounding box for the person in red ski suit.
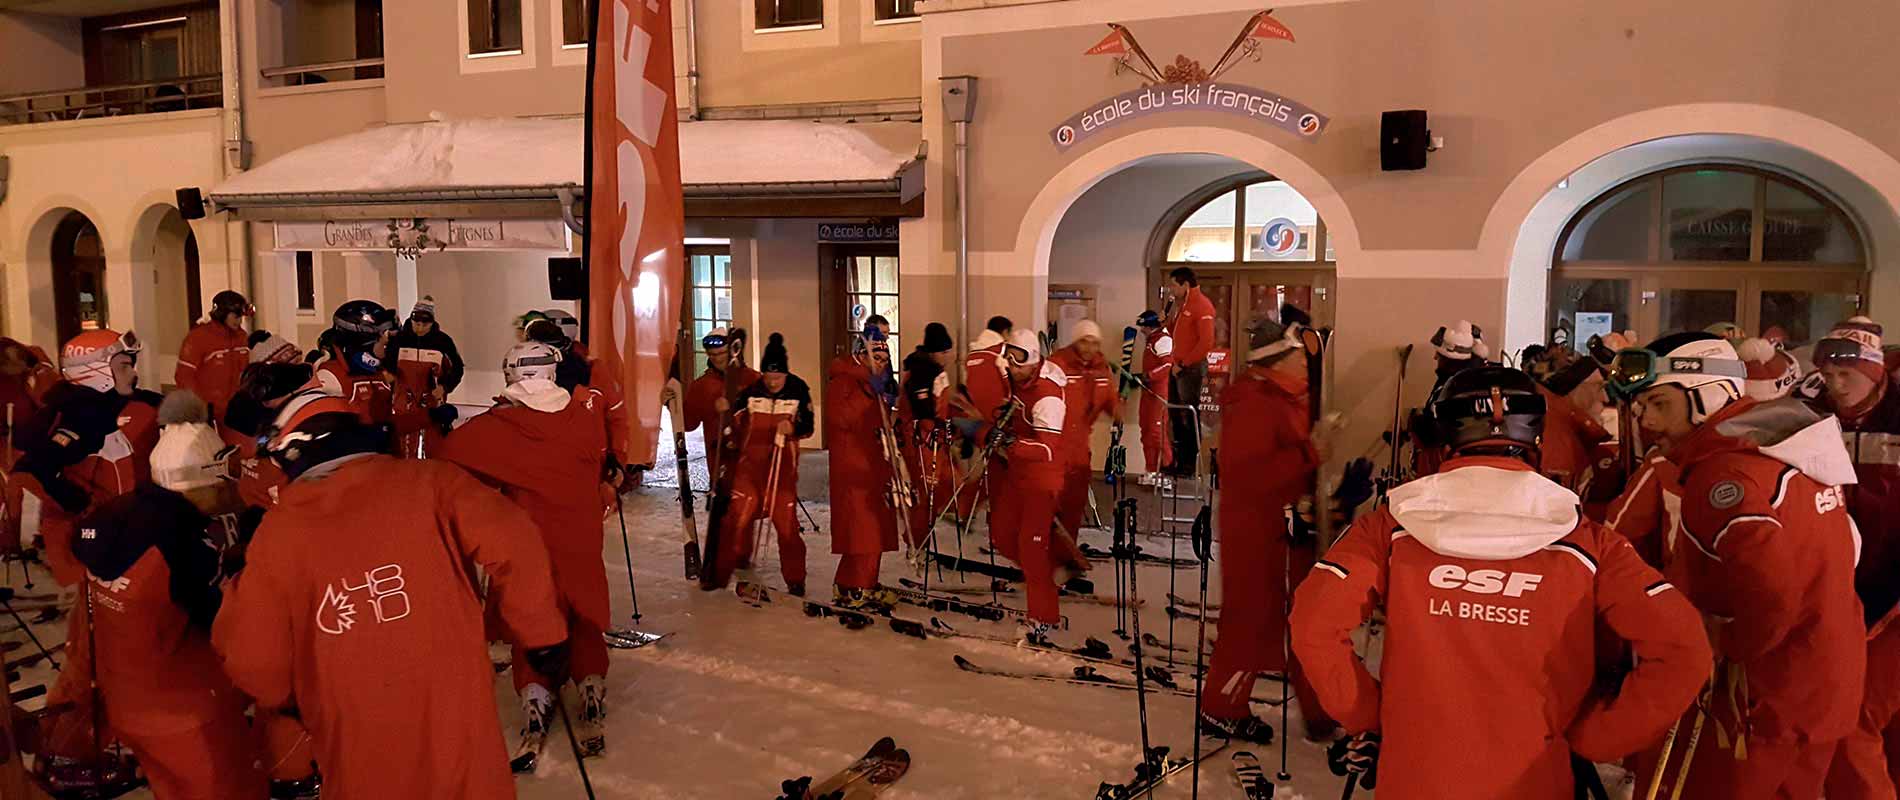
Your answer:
[710,334,814,596]
[992,329,1068,634]
[954,318,1014,525]
[0,338,58,552]
[1292,365,1712,800]
[312,300,410,442]
[1199,308,1331,742]
[1135,311,1174,476]
[1618,333,1866,800]
[900,323,960,548]
[673,328,761,480]
[15,330,160,587]
[1537,357,1613,492]
[1049,321,1115,566]
[827,328,902,607]
[1806,319,1900,800]
[437,340,614,756]
[213,393,568,800]
[59,401,268,800]
[1164,268,1216,477]
[174,290,252,420]
[390,296,464,458]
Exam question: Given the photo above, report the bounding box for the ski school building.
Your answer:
[4,0,1900,463]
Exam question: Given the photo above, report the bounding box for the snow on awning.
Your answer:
[207,117,924,220]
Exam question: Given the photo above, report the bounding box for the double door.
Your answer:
[1552,267,1864,350]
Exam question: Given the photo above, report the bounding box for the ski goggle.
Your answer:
[1813,336,1881,366]
[1605,348,1748,401]
[701,333,729,350]
[1299,326,1330,358]
[1003,343,1034,366]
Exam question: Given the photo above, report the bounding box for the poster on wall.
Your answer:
[1575,312,1614,352]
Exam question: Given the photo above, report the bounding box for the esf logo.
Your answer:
[1428,565,1544,598]
[1298,113,1321,136]
[1815,485,1847,515]
[1261,218,1299,257]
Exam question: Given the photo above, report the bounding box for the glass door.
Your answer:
[1751,272,1864,349]
[1649,273,1743,339]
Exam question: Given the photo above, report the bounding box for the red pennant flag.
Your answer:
[1249,13,1295,43]
[1085,28,1129,56]
[588,0,685,467]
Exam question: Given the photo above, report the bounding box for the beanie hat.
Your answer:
[248,333,301,365]
[1737,337,1801,401]
[761,332,790,373]
[921,322,954,354]
[1433,320,1488,361]
[1816,316,1886,384]
[411,295,437,320]
[152,391,227,491]
[1069,320,1103,345]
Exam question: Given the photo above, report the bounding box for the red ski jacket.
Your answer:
[1049,345,1114,467]
[1216,366,1318,670]
[1812,382,1900,627]
[962,333,1011,435]
[1167,287,1217,371]
[1538,384,1612,492]
[1293,456,1711,800]
[213,456,565,800]
[175,321,250,415]
[437,390,610,630]
[731,373,814,505]
[1604,451,1681,568]
[1001,361,1067,492]
[827,357,899,556]
[684,363,761,465]
[1665,398,1866,746]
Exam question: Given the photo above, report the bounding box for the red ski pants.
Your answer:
[995,479,1061,625]
[117,692,268,800]
[1639,732,1841,800]
[835,554,881,590]
[712,480,805,587]
[1139,390,1172,473]
[512,601,609,693]
[1,468,21,553]
[1827,622,1900,800]
[260,707,318,781]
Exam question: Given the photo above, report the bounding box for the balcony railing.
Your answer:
[260,57,387,88]
[0,74,222,127]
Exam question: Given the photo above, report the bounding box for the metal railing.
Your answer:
[0,74,222,127]
[260,56,386,87]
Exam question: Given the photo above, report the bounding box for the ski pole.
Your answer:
[1189,502,1213,800]
[551,691,599,800]
[616,496,640,625]
[1666,701,1708,800]
[1121,498,1154,769]
[1276,512,1293,783]
[1341,773,1359,799]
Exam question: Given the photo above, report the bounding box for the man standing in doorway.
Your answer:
[1164,267,1215,477]
[175,290,253,420]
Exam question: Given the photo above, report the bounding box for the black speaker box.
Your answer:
[1381,110,1430,171]
[175,187,206,220]
[548,257,584,300]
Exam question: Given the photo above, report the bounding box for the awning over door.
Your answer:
[207,117,925,221]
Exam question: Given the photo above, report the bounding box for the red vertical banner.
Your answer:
[589,0,684,467]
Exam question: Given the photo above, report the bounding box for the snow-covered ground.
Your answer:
[0,430,1639,798]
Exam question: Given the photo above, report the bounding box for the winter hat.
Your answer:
[1816,317,1887,384]
[152,391,228,491]
[761,333,790,374]
[249,333,301,365]
[1737,337,1801,401]
[1704,321,1745,341]
[972,329,1005,351]
[410,295,437,321]
[921,322,954,354]
[1136,310,1162,330]
[1004,329,1042,366]
[1069,320,1103,345]
[1244,305,1308,364]
[1432,320,1488,361]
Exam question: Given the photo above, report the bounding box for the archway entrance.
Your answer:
[50,211,107,344]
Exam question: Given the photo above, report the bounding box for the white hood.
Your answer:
[1386,465,1582,561]
[973,329,1005,351]
[501,379,571,413]
[1713,400,1859,487]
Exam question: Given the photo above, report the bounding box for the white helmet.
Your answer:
[502,341,562,386]
[1637,333,1748,424]
[1004,329,1043,366]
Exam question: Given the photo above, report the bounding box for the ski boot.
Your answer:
[786,581,807,598]
[1020,620,1058,647]
[269,774,322,800]
[510,685,554,774]
[834,586,894,615]
[1198,711,1276,745]
[735,580,772,606]
[577,675,607,758]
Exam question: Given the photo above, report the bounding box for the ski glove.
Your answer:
[524,643,572,684]
[1334,457,1375,519]
[1327,732,1380,789]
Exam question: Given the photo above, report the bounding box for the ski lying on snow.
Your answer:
[1165,592,1221,611]
[603,629,669,650]
[895,577,1137,608]
[952,654,1283,705]
[777,736,912,800]
[1094,737,1233,800]
[1080,542,1198,568]
[1230,750,1275,799]
[1165,604,1217,623]
[931,552,1095,594]
[886,584,1015,622]
[900,616,1209,685]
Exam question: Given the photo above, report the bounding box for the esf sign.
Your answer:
[818,223,899,243]
[1050,82,1329,151]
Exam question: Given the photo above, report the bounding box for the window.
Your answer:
[264,0,385,87]
[688,247,734,374]
[468,0,524,55]
[1551,164,1868,350]
[845,253,899,340]
[562,0,588,46]
[295,251,317,312]
[1161,177,1334,267]
[874,0,917,21]
[756,0,823,30]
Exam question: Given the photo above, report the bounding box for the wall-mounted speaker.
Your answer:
[176,186,206,220]
[1381,110,1430,171]
[548,257,584,300]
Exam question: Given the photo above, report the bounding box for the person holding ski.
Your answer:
[992,329,1068,641]
[1135,310,1174,480]
[900,322,959,546]
[1608,332,1865,800]
[673,328,761,477]
[1197,307,1327,744]
[709,334,815,598]
[827,327,901,610]
[57,391,268,799]
[1291,365,1713,800]
[212,389,569,800]
[1049,320,1114,567]
[953,316,1015,526]
[14,329,162,587]
[174,290,253,420]
[1799,318,1900,800]
[1163,268,1216,477]
[390,296,465,457]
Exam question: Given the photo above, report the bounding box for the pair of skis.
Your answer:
[775,737,911,800]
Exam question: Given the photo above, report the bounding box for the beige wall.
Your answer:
[0,12,82,97]
[689,218,829,447]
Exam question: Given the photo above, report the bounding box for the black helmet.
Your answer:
[211,290,253,323]
[329,300,396,350]
[1427,365,1546,459]
[1135,310,1162,329]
